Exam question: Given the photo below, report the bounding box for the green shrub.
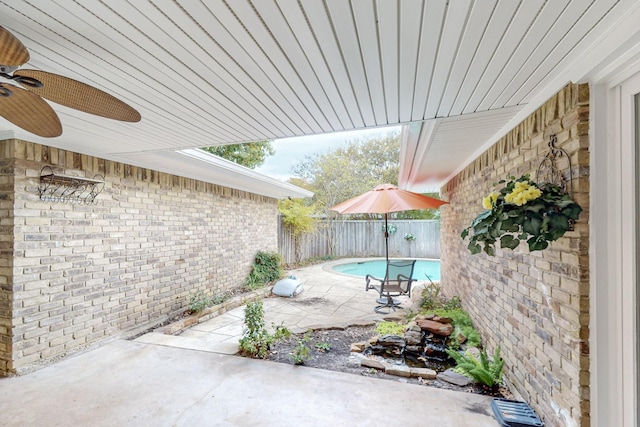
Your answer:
[189,290,232,313]
[238,301,290,358]
[244,251,283,290]
[419,282,442,310]
[376,321,405,336]
[421,307,482,349]
[445,346,504,387]
[189,290,210,313]
[442,295,462,311]
[210,292,228,306]
[419,279,462,311]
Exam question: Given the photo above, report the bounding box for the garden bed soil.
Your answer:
[267,326,513,398]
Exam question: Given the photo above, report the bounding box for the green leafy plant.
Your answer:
[188,290,233,314]
[238,301,290,358]
[210,292,229,306]
[189,290,210,313]
[292,331,312,365]
[461,174,582,255]
[420,307,482,349]
[445,346,504,388]
[442,295,462,311]
[419,282,442,310]
[244,251,283,291]
[314,342,331,352]
[376,321,405,336]
[404,232,416,241]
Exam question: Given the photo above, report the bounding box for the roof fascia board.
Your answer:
[398,119,440,190]
[178,148,313,199]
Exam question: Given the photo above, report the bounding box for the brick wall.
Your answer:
[440,84,590,427]
[1,140,278,375]
[0,155,15,375]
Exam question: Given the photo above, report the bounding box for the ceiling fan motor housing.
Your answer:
[0,65,18,73]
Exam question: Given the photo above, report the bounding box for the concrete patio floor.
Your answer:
[0,258,500,426]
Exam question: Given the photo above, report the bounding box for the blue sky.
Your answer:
[255,126,401,181]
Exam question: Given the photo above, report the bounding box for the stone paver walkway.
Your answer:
[135,258,425,353]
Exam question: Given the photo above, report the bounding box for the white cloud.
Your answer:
[255,126,401,181]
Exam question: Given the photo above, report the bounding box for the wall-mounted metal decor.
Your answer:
[536,134,573,195]
[39,166,104,204]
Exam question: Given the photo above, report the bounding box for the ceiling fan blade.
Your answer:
[0,27,30,67]
[14,69,141,122]
[0,84,62,137]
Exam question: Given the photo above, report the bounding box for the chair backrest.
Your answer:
[386,259,416,282]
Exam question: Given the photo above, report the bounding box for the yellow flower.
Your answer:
[505,182,541,206]
[482,192,499,209]
[525,186,542,200]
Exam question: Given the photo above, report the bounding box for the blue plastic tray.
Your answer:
[491,398,544,427]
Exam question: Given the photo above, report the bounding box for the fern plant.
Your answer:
[445,346,504,387]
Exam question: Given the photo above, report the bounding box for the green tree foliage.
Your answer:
[278,199,316,236]
[291,133,400,219]
[290,132,440,221]
[202,140,275,169]
[278,198,317,263]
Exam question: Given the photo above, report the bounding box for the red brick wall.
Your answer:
[440,84,590,427]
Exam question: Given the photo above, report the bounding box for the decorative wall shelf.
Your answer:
[39,166,105,204]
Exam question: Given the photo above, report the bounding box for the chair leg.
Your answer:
[374,296,403,314]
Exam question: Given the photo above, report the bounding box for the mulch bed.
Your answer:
[266,325,513,398]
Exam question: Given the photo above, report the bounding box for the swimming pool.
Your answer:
[332,259,440,281]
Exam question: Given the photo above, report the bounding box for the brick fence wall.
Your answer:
[440,84,590,427]
[0,139,278,376]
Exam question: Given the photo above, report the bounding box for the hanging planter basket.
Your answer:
[382,223,397,235]
[461,135,583,256]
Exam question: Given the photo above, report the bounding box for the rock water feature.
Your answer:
[349,314,469,384]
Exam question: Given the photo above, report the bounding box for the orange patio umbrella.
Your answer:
[330,183,448,262]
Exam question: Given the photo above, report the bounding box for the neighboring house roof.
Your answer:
[0,1,637,193]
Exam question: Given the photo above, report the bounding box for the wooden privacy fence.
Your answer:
[278,218,441,265]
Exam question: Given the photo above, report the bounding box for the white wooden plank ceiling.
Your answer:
[0,0,632,192]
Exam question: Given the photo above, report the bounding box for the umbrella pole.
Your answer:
[384,213,389,264]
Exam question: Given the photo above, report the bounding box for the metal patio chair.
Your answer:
[365,259,417,314]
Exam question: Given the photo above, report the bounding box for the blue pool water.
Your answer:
[332,259,440,281]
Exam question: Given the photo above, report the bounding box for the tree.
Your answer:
[202,140,275,169]
[291,133,402,254]
[278,198,317,263]
[290,132,441,255]
[291,133,400,218]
